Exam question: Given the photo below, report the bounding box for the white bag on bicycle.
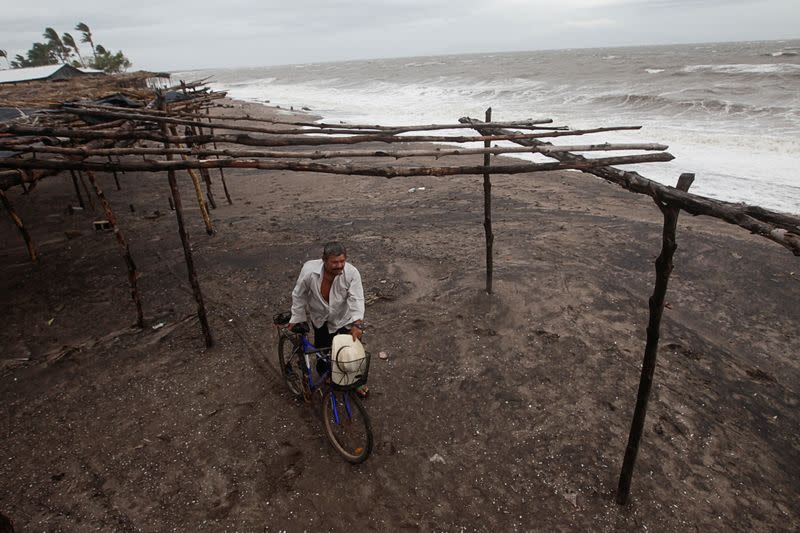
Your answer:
[331,334,369,388]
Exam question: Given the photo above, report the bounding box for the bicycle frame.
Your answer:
[296,333,354,421]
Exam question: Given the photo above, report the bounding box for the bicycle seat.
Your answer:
[291,322,310,334]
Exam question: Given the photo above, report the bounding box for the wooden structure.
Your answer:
[1,79,799,507]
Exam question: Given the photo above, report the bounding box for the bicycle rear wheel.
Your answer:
[278,334,304,398]
[321,389,373,464]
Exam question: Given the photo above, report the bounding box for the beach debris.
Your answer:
[152,321,166,330]
[407,186,427,193]
[379,351,389,360]
[429,453,446,464]
[64,229,82,240]
[47,318,54,326]
[562,491,578,507]
[92,219,112,231]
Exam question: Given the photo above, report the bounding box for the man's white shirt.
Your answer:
[289,259,365,333]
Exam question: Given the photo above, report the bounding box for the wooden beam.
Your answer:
[0,152,675,177]
[0,123,645,148]
[1,142,671,160]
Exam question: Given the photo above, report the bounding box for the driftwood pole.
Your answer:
[69,169,86,209]
[616,173,695,505]
[107,156,121,190]
[84,170,144,327]
[159,97,214,348]
[0,189,37,262]
[188,124,218,210]
[483,107,494,294]
[77,170,96,212]
[168,125,214,235]
[207,107,233,205]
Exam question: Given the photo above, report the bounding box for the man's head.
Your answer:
[322,241,347,277]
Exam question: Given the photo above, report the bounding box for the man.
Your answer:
[288,242,368,396]
[288,241,365,349]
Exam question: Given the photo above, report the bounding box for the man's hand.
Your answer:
[351,324,363,341]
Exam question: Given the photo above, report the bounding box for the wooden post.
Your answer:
[168,125,214,235]
[483,107,494,294]
[189,124,218,210]
[107,156,121,190]
[159,97,214,348]
[0,189,37,262]
[207,107,233,204]
[84,170,144,327]
[77,170,96,212]
[615,173,695,505]
[69,169,86,209]
[200,167,217,209]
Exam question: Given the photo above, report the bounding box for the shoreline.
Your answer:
[191,39,800,214]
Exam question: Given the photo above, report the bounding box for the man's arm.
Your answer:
[289,266,310,326]
[346,267,365,340]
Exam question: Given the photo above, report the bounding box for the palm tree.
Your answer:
[62,32,85,67]
[0,50,9,69]
[43,27,69,63]
[75,22,96,63]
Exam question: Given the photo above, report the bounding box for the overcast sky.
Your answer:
[2,0,798,71]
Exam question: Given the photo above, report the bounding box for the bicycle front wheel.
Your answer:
[278,334,304,398]
[321,390,373,464]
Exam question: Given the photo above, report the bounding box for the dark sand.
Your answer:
[1,100,798,531]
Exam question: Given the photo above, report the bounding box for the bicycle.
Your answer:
[273,312,373,464]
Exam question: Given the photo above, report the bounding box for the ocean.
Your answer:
[177,40,800,214]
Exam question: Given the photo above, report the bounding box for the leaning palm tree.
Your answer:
[43,27,69,63]
[62,32,85,67]
[75,22,96,62]
[0,50,9,69]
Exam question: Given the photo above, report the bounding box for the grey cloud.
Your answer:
[1,0,797,70]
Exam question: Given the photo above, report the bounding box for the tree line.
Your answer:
[0,23,132,74]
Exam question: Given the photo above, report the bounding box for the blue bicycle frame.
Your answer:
[297,334,354,423]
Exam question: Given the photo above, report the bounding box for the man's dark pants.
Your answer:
[313,324,351,374]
